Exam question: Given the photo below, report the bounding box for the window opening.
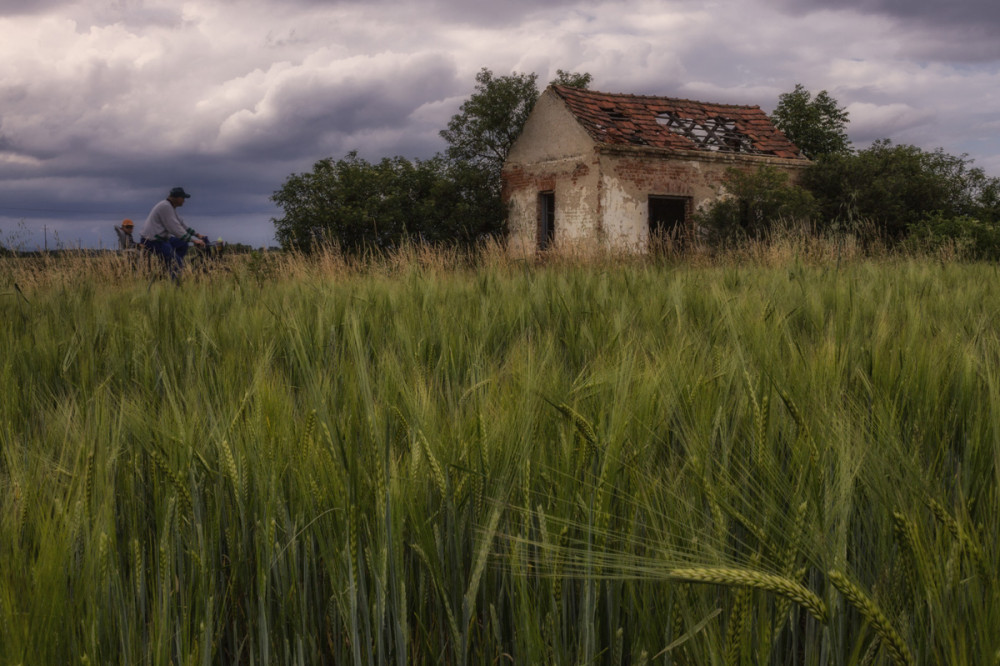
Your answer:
[538,191,555,250]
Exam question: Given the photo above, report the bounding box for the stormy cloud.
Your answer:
[2,0,999,250]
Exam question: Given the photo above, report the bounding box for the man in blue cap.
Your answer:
[139,186,208,277]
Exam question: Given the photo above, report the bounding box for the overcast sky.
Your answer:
[2,0,999,250]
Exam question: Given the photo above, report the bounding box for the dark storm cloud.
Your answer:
[777,0,1000,60]
[0,36,463,249]
[275,0,587,25]
[3,0,185,29]
[0,0,68,15]
[780,0,1000,25]
[215,54,458,162]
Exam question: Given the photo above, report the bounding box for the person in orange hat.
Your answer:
[115,218,137,250]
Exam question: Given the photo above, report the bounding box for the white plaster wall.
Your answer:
[506,89,595,166]
[503,89,602,256]
[600,175,646,251]
[504,157,602,256]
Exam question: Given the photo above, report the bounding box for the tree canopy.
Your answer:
[439,68,540,184]
[695,166,818,241]
[439,67,592,184]
[271,152,503,252]
[802,139,1000,238]
[550,69,594,89]
[771,83,851,159]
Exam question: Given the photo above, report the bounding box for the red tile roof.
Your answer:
[551,85,805,160]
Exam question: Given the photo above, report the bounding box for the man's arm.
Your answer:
[159,203,205,245]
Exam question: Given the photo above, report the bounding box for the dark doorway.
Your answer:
[539,191,555,250]
[648,196,689,243]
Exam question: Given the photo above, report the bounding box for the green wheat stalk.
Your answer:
[828,569,914,666]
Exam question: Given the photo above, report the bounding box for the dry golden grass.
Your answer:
[2,223,981,297]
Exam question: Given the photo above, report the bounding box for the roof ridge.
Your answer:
[550,84,762,110]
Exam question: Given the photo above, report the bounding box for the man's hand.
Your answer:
[193,237,206,247]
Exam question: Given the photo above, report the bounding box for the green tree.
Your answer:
[551,69,593,89]
[771,84,851,159]
[440,67,592,183]
[802,139,1000,239]
[271,151,504,252]
[440,68,540,183]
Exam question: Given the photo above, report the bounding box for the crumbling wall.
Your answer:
[502,89,602,257]
[502,158,600,256]
[599,149,808,251]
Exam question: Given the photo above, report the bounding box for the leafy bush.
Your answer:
[271,152,504,253]
[695,165,817,242]
[904,212,1000,260]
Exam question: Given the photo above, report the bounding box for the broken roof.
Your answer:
[551,85,805,160]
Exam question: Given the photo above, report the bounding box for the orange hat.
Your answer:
[122,219,134,228]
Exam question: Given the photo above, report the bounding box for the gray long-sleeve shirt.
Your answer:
[140,200,195,241]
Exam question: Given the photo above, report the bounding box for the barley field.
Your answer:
[1,245,997,665]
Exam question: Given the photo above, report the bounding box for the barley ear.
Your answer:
[828,569,914,666]
[83,448,95,517]
[220,439,239,491]
[612,627,624,666]
[925,497,960,540]
[417,432,447,497]
[301,408,318,449]
[670,566,828,624]
[926,497,988,580]
[725,584,751,666]
[891,511,919,601]
[147,443,193,521]
[552,401,600,457]
[774,385,819,461]
[860,636,882,666]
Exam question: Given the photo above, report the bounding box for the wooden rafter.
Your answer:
[655,113,759,154]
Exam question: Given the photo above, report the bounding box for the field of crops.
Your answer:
[1,246,998,665]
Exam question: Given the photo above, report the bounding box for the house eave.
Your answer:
[594,143,811,169]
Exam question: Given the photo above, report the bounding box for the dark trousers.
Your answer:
[141,237,189,278]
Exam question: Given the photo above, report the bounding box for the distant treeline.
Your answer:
[1,242,275,258]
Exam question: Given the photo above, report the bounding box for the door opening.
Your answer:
[648,196,689,246]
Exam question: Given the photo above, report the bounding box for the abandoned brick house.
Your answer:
[501,85,808,254]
